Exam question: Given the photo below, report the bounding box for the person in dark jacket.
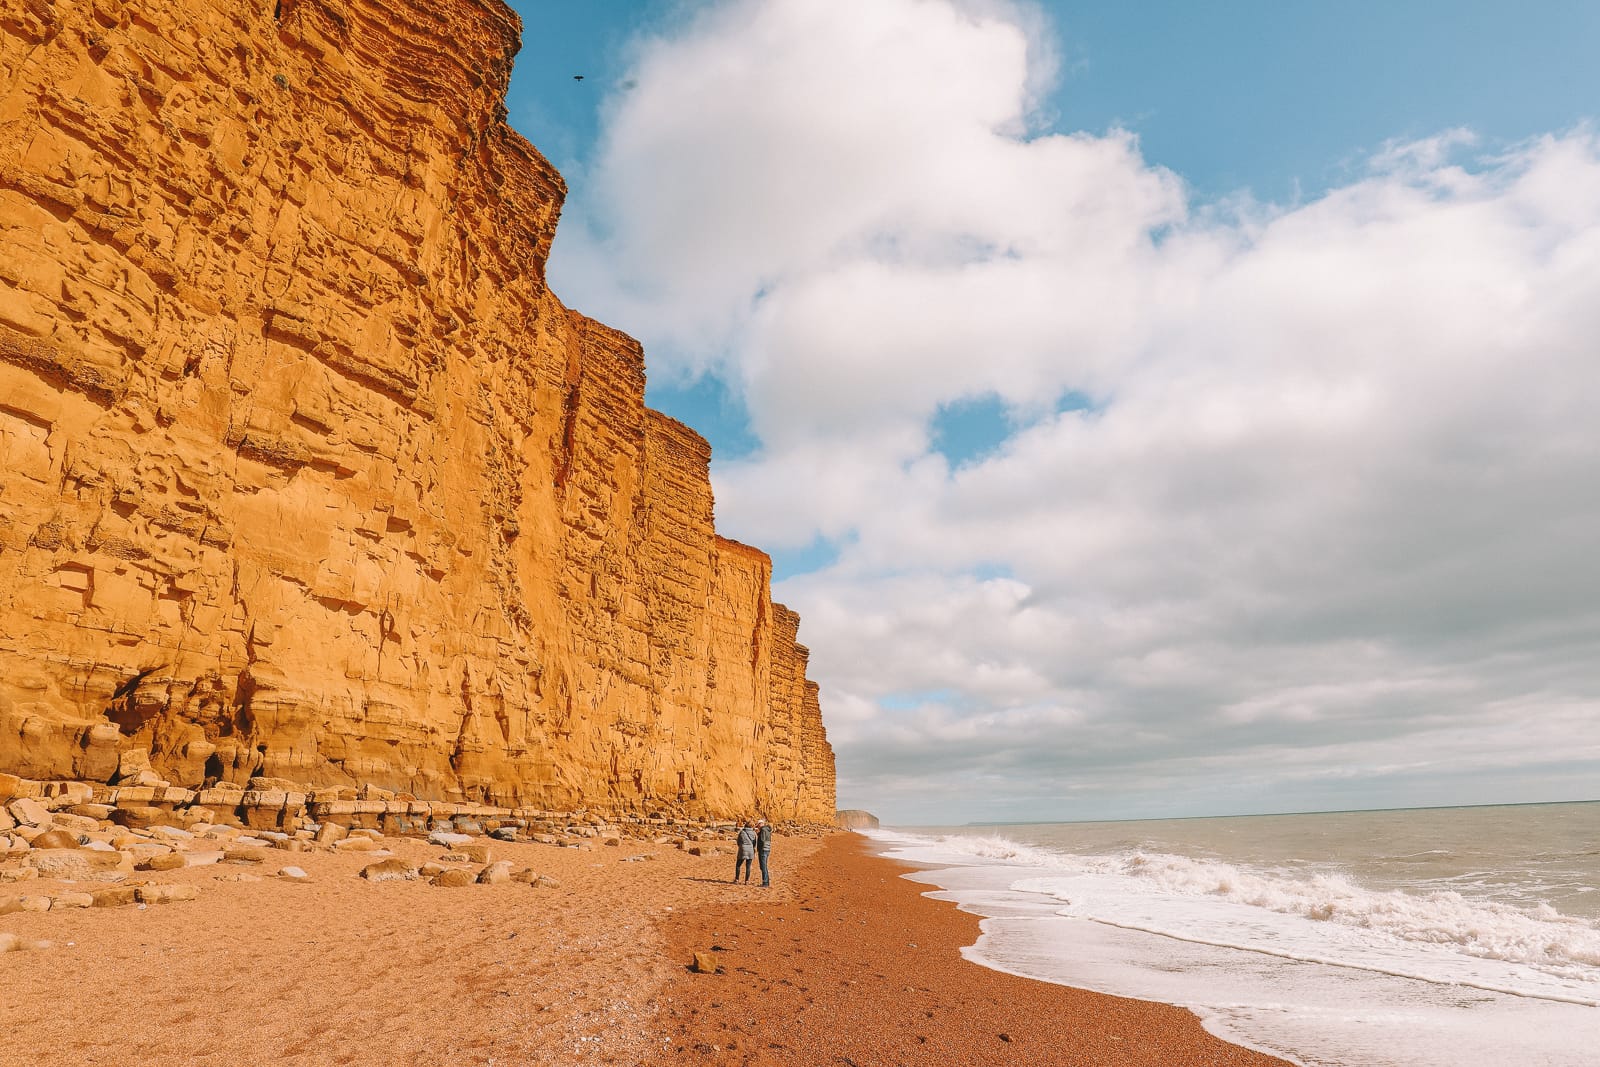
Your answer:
[733,819,756,883]
[756,817,773,886]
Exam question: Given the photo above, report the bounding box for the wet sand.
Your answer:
[655,832,1291,1065]
[1,830,1288,1065]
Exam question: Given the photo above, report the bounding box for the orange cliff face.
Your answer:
[0,0,835,820]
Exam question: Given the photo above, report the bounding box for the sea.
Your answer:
[864,801,1600,1066]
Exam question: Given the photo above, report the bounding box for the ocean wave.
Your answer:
[865,828,1080,870]
[1019,851,1600,978]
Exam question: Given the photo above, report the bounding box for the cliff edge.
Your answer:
[0,0,835,821]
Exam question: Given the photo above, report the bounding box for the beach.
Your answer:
[653,832,1288,1066]
[2,828,1284,1065]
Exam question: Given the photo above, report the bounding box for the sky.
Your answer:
[503,0,1600,825]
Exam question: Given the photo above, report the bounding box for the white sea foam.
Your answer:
[872,828,1078,870]
[863,809,1600,1067]
[1029,849,1600,979]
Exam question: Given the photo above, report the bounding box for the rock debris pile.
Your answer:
[2,770,826,925]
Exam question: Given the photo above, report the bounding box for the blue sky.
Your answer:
[510,0,1599,502]
[501,0,1600,823]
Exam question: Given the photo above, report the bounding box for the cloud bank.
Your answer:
[551,0,1600,823]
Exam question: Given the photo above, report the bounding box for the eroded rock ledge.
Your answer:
[0,0,835,820]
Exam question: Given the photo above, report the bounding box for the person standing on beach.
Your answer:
[733,819,756,883]
[756,817,773,887]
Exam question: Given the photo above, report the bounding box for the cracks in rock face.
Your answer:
[0,0,836,817]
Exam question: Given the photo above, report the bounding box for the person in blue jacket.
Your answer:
[756,817,773,886]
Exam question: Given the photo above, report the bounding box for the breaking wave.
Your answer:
[1022,850,1600,980]
[869,828,1600,983]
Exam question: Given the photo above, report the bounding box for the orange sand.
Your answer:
[654,833,1290,1065]
[0,831,1288,1065]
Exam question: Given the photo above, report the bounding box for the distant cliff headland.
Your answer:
[0,0,834,822]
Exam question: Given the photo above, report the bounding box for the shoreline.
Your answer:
[653,831,1292,1065]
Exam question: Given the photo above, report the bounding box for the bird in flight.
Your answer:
[573,75,585,81]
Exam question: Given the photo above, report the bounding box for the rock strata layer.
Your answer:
[0,0,834,819]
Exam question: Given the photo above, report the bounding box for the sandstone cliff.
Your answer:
[835,810,879,831]
[0,0,834,820]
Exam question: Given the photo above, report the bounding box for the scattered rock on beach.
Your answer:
[136,884,198,904]
[68,803,114,821]
[448,841,490,864]
[224,847,271,864]
[691,952,721,974]
[279,866,310,882]
[332,837,380,853]
[29,829,82,850]
[7,798,51,829]
[359,857,416,882]
[0,894,50,915]
[91,886,140,907]
[138,853,186,872]
[51,891,94,909]
[51,812,101,834]
[27,848,132,882]
[111,806,169,830]
[431,868,474,888]
[477,860,513,885]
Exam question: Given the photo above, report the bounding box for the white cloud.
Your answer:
[551,0,1600,822]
